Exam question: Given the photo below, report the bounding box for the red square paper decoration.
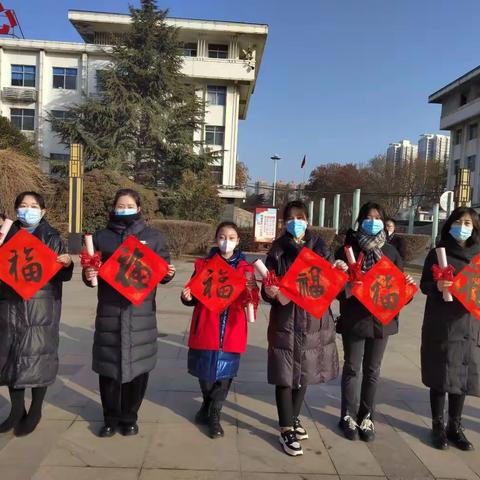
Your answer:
[187,254,247,313]
[450,253,480,320]
[0,229,63,300]
[98,235,169,305]
[279,247,348,319]
[352,256,417,325]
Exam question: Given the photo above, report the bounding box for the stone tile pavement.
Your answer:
[0,261,479,479]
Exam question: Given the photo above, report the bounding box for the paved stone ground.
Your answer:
[1,261,479,480]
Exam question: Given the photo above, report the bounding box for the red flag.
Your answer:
[352,256,417,325]
[98,236,169,305]
[300,155,306,169]
[450,253,480,320]
[187,254,247,313]
[0,229,62,300]
[279,247,348,318]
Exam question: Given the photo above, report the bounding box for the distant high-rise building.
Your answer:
[386,140,418,171]
[418,134,450,167]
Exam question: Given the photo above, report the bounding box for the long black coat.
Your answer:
[87,218,173,384]
[0,220,73,388]
[262,231,339,388]
[420,237,480,396]
[335,229,404,338]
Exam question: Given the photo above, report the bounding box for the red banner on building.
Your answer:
[352,256,417,325]
[279,247,348,318]
[0,229,62,300]
[98,236,169,305]
[450,253,480,320]
[187,254,247,313]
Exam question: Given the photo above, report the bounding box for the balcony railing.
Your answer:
[2,87,37,102]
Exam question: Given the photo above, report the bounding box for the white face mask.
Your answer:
[218,239,237,254]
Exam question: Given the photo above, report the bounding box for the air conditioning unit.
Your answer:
[2,87,37,102]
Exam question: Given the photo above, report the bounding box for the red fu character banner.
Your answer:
[279,248,348,319]
[98,236,169,306]
[0,229,62,300]
[352,256,417,325]
[450,253,480,320]
[187,254,247,313]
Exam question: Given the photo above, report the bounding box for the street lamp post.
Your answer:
[271,154,281,206]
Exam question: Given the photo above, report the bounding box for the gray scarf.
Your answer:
[356,229,386,272]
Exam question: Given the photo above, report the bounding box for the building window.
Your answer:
[207,85,226,106]
[468,155,476,171]
[453,159,460,176]
[210,165,223,185]
[10,108,34,131]
[205,126,225,145]
[208,44,228,59]
[51,110,73,121]
[183,42,197,57]
[469,123,478,140]
[95,70,107,91]
[53,67,77,90]
[49,153,70,161]
[11,65,36,87]
[460,92,468,106]
[454,129,462,145]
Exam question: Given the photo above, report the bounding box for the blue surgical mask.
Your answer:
[17,207,43,226]
[361,219,384,236]
[115,208,138,216]
[287,219,307,238]
[450,225,473,242]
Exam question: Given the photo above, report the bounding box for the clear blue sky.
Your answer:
[7,0,480,184]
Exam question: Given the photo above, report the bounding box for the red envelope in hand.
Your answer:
[352,256,417,325]
[450,253,480,320]
[187,254,247,313]
[0,229,62,300]
[98,235,169,305]
[279,247,348,318]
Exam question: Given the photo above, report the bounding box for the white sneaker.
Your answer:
[279,429,303,456]
[294,417,309,440]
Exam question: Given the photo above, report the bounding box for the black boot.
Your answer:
[0,388,26,433]
[446,418,474,451]
[15,387,46,437]
[431,418,448,450]
[195,397,211,425]
[208,402,224,439]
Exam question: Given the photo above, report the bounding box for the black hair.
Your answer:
[356,202,386,227]
[14,191,46,210]
[215,221,240,238]
[0,213,6,221]
[441,207,480,246]
[385,217,396,226]
[283,200,308,222]
[113,188,142,208]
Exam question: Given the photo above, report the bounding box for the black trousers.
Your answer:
[199,378,233,405]
[341,335,389,421]
[99,373,149,427]
[430,389,466,421]
[275,385,307,428]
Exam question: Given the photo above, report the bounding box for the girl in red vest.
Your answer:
[181,222,258,439]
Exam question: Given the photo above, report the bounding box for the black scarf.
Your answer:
[437,235,480,263]
[107,212,146,237]
[355,229,386,272]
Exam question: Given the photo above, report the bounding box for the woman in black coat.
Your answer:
[0,191,73,436]
[263,200,347,457]
[385,217,406,260]
[84,188,175,438]
[420,207,480,451]
[335,202,414,442]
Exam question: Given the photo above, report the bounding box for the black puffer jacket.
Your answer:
[87,216,173,383]
[0,220,73,388]
[335,229,404,338]
[262,231,339,388]
[420,237,480,396]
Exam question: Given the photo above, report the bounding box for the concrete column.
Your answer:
[318,197,325,227]
[408,206,415,234]
[352,188,361,229]
[333,194,340,234]
[447,191,454,217]
[432,203,440,247]
[308,200,314,225]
